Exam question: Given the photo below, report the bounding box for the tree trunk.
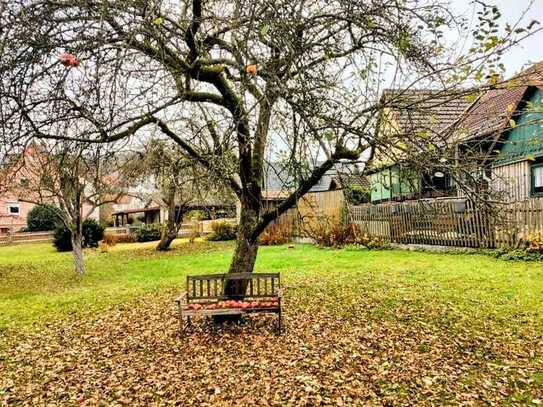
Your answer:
[157,228,177,251]
[228,236,259,275]
[214,200,259,324]
[71,231,85,275]
[228,201,259,275]
[156,193,183,251]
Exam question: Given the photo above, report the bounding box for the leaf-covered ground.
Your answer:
[1,242,542,405]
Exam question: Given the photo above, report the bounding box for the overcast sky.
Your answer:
[451,0,543,76]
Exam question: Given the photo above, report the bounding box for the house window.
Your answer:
[531,164,543,196]
[7,203,20,215]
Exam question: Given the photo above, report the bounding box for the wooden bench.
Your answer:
[175,272,282,336]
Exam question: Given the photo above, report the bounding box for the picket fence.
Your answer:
[349,197,543,249]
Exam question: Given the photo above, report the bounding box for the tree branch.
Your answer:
[152,117,243,198]
[251,146,361,240]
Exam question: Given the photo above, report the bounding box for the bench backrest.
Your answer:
[186,272,280,302]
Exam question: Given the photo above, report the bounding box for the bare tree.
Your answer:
[0,0,539,279]
[17,140,131,274]
[136,138,232,251]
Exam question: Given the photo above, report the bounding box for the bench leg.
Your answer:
[277,309,282,334]
[180,316,193,338]
[178,302,190,338]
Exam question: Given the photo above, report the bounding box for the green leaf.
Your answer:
[152,17,163,26]
[260,25,269,37]
[509,118,517,129]
[484,36,499,51]
[417,131,429,139]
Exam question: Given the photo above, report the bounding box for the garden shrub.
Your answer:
[135,223,162,242]
[259,224,290,246]
[484,233,543,261]
[102,233,137,246]
[308,222,388,249]
[526,232,543,253]
[309,223,357,248]
[207,221,237,241]
[53,227,72,252]
[26,204,61,231]
[188,229,200,243]
[52,219,105,252]
[345,185,370,205]
[82,219,105,248]
[492,249,543,261]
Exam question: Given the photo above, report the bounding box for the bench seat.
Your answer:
[175,272,282,335]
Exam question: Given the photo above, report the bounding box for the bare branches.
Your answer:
[0,0,539,262]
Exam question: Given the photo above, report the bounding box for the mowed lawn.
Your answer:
[1,241,543,405]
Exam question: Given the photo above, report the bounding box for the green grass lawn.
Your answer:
[1,240,542,332]
[1,240,542,405]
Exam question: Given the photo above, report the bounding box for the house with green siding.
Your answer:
[368,61,543,204]
[490,87,543,200]
[455,62,543,201]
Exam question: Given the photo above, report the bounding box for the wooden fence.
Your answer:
[495,198,543,248]
[0,231,53,246]
[349,197,543,249]
[269,190,345,237]
[104,218,237,238]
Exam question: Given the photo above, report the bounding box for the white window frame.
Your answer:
[7,203,20,215]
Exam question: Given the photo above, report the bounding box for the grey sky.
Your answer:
[451,0,543,75]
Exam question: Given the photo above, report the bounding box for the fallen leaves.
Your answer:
[1,280,542,406]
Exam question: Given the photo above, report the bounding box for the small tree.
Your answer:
[17,140,132,274]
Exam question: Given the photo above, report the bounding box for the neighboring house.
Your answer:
[0,144,45,233]
[368,89,472,203]
[109,177,235,227]
[0,143,99,234]
[111,198,234,226]
[492,87,543,200]
[368,61,543,204]
[262,161,368,199]
[454,62,543,201]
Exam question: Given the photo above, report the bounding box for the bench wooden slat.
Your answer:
[186,272,279,281]
[186,273,280,299]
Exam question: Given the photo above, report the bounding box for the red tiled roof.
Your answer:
[456,61,543,140]
[381,89,473,136]
[457,86,528,139]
